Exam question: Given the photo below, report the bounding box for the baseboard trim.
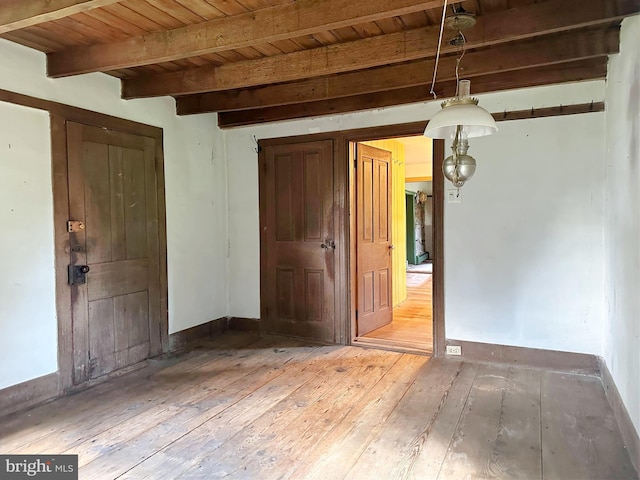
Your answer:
[169,317,228,352]
[445,339,600,374]
[0,372,60,417]
[599,357,640,473]
[228,317,260,332]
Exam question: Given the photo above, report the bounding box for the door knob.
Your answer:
[389,244,395,250]
[68,264,90,285]
[321,240,336,250]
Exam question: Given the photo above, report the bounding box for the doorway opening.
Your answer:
[351,136,436,354]
[256,123,444,355]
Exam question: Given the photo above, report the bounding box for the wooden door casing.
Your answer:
[67,122,161,384]
[356,143,393,336]
[262,140,336,342]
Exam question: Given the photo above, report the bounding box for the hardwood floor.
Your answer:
[362,272,433,353]
[1,331,636,480]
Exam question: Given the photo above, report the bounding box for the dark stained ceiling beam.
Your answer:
[177,27,619,115]
[216,58,608,128]
[46,0,453,77]
[0,0,120,34]
[122,0,637,99]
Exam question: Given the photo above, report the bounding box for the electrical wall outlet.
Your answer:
[446,345,462,356]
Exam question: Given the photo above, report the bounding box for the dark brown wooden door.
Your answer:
[262,140,335,342]
[67,122,161,384]
[356,143,393,336]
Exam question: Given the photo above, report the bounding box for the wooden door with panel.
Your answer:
[262,140,336,343]
[67,122,162,384]
[356,143,393,336]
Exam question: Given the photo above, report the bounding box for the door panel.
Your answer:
[356,143,393,336]
[263,140,335,342]
[86,259,148,301]
[379,269,390,308]
[67,122,161,384]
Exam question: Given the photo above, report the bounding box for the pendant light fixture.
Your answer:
[424,3,498,188]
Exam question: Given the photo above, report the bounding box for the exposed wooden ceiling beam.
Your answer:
[217,58,608,128]
[46,0,452,77]
[177,28,618,115]
[0,0,120,34]
[122,0,637,99]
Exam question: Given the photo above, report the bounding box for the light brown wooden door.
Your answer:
[356,143,393,336]
[262,140,335,342]
[67,122,162,384]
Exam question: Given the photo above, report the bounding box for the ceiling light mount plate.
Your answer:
[444,12,476,32]
[441,96,479,108]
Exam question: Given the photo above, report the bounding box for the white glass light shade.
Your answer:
[424,102,498,139]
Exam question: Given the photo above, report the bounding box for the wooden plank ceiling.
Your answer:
[1,0,638,127]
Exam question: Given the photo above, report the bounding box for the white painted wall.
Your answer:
[0,39,226,389]
[0,103,57,389]
[405,181,432,195]
[444,112,605,353]
[225,80,607,357]
[603,16,640,436]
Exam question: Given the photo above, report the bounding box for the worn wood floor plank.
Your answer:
[363,273,433,352]
[69,339,324,474]
[541,371,637,480]
[1,346,205,447]
[82,343,345,478]
[345,358,463,480]
[200,350,401,479]
[0,331,262,452]
[1,332,636,480]
[407,362,479,480]
[102,349,370,478]
[3,333,281,454]
[115,344,355,479]
[289,352,428,480]
[28,347,286,455]
[438,364,543,480]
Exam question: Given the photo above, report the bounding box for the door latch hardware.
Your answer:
[67,220,85,233]
[68,264,90,285]
[321,240,336,250]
